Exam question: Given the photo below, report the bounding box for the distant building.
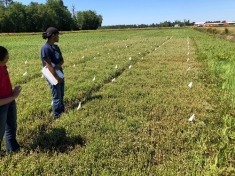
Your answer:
[194,21,235,27]
[224,21,235,25]
[204,22,224,27]
[174,24,180,27]
[194,22,205,27]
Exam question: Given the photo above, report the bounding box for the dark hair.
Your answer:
[42,32,51,39]
[0,46,8,61]
[42,27,59,40]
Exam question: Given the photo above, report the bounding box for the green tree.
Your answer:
[159,21,172,27]
[1,2,26,32]
[76,10,103,30]
[25,2,41,32]
[76,11,84,29]
[0,6,4,31]
[97,15,102,28]
[45,0,73,31]
[25,2,55,32]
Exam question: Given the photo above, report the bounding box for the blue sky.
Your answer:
[19,0,235,25]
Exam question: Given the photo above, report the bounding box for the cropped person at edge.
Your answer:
[0,46,21,154]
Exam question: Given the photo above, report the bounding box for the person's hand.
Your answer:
[54,64,61,70]
[57,77,64,84]
[12,86,22,99]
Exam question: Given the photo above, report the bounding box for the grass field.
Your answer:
[0,28,235,175]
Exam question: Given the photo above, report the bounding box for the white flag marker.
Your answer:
[93,76,96,81]
[187,67,191,72]
[189,114,195,122]
[23,72,28,76]
[77,102,82,110]
[129,65,132,69]
[188,82,193,88]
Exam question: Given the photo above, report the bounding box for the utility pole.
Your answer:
[72,4,75,17]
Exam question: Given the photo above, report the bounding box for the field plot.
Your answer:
[0,29,235,175]
[211,26,235,35]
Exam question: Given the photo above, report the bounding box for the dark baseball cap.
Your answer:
[46,27,60,36]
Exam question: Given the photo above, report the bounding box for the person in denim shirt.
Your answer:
[41,27,65,119]
[0,46,21,153]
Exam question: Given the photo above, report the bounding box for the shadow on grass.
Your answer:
[30,127,86,153]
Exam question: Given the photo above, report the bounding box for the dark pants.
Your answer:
[0,100,20,152]
[49,81,65,118]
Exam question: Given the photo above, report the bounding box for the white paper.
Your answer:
[41,63,64,85]
[42,67,58,85]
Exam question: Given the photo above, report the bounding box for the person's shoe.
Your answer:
[6,147,20,155]
[54,114,61,119]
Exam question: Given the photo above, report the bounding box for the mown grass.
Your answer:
[0,28,234,175]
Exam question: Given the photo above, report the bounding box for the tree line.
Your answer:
[101,20,195,29]
[0,0,103,32]
[0,0,199,32]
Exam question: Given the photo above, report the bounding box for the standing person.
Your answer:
[0,46,21,153]
[41,27,65,119]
